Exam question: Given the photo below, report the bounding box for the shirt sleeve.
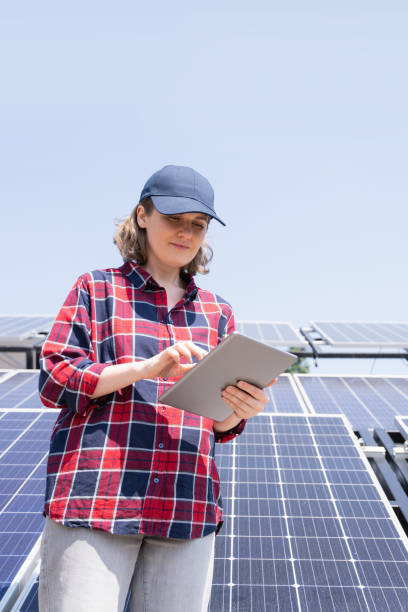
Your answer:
[214,305,247,443]
[38,275,112,416]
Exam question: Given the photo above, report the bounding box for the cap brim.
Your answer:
[149,195,226,227]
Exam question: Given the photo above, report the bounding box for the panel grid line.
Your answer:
[229,437,237,612]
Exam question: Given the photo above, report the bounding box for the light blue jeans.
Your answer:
[38,516,215,612]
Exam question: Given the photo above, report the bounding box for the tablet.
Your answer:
[158,332,297,421]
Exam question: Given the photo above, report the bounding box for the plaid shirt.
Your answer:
[39,260,246,539]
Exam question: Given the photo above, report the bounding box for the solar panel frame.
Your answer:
[395,416,408,440]
[310,321,408,348]
[0,371,14,383]
[0,539,42,612]
[6,569,40,612]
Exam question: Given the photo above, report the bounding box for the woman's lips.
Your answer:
[171,243,189,249]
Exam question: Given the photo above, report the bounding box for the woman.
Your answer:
[38,164,275,612]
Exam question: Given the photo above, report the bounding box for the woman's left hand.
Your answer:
[221,377,278,420]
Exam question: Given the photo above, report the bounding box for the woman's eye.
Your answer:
[169,217,205,229]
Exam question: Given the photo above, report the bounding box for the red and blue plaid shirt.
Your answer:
[39,260,246,539]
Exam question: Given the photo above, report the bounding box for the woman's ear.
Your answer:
[136,204,146,228]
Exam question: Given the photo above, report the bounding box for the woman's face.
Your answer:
[136,204,209,269]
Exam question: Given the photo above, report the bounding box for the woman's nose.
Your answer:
[177,224,193,236]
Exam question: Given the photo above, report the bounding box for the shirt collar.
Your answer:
[123,260,199,302]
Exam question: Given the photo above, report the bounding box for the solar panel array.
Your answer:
[1,372,408,610]
[310,321,408,348]
[296,375,408,431]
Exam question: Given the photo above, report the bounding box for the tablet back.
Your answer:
[158,332,297,421]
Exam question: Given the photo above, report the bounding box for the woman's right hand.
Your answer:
[143,341,208,380]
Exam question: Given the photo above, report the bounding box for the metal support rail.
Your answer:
[358,428,408,525]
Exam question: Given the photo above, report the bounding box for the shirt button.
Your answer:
[158,443,164,449]
[153,477,159,484]
[163,377,168,381]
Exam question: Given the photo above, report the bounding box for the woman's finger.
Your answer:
[172,341,207,363]
[165,347,182,363]
[235,380,264,400]
[222,387,258,411]
[184,341,208,360]
[171,343,196,363]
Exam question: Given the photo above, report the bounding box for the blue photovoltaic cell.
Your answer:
[0,410,57,603]
[311,321,408,347]
[209,414,408,612]
[296,375,408,430]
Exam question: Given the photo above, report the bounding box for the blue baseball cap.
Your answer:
[139,164,226,227]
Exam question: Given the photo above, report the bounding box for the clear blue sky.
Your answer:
[1,2,407,375]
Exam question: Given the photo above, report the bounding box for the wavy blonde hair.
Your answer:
[113,197,214,277]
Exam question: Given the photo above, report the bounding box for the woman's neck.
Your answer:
[139,261,186,289]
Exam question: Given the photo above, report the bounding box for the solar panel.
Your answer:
[0,410,57,606]
[295,375,408,431]
[0,316,54,343]
[310,321,408,348]
[236,321,308,347]
[210,413,408,611]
